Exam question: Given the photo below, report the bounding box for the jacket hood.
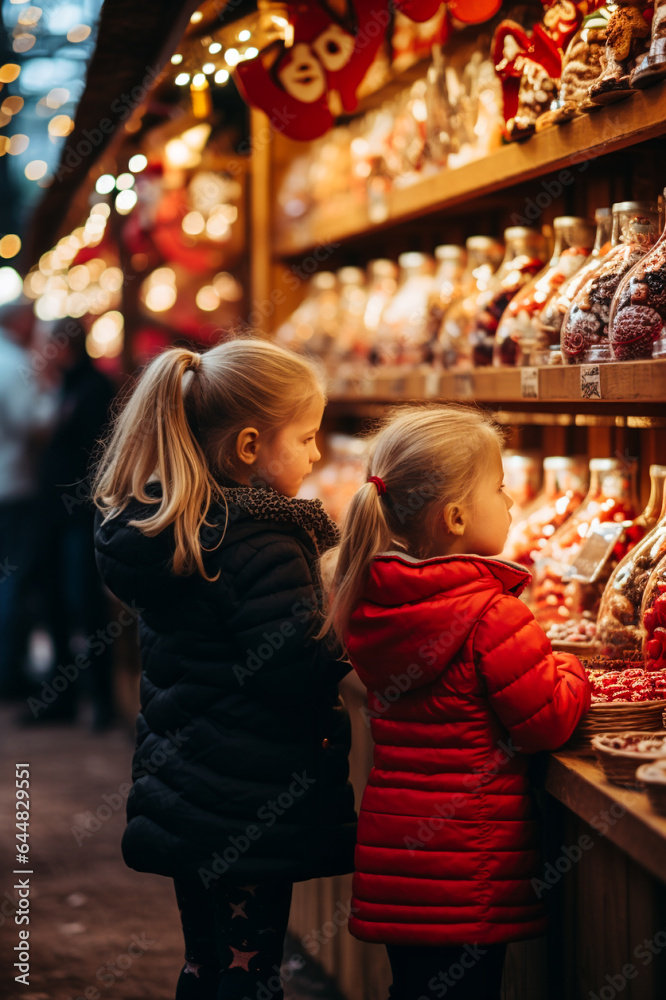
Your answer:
[345,551,530,692]
[94,481,340,612]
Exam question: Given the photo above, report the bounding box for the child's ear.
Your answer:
[442,503,466,536]
[236,427,260,466]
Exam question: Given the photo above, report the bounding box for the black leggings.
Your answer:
[386,942,506,1000]
[173,877,293,1000]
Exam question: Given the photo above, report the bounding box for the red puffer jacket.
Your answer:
[345,551,591,947]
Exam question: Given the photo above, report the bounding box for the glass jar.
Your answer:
[468,227,547,367]
[425,245,466,362]
[275,271,339,361]
[641,553,666,671]
[503,456,588,569]
[438,236,504,370]
[364,259,398,364]
[334,266,367,363]
[531,457,639,628]
[561,201,660,365]
[597,465,666,657]
[502,452,541,523]
[494,217,595,367]
[376,251,435,366]
[609,200,666,360]
[535,208,612,352]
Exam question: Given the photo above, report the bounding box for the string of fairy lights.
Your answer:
[1,3,291,354]
[0,0,99,303]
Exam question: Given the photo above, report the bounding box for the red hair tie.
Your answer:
[367,476,387,496]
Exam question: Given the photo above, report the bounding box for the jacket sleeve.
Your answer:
[473,593,591,753]
[224,530,350,704]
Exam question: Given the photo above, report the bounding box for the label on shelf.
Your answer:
[454,374,474,399]
[580,364,602,400]
[562,522,626,583]
[520,367,539,399]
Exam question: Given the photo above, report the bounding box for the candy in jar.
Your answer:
[562,201,659,364]
[641,555,666,671]
[609,199,666,360]
[363,259,398,360]
[437,236,503,371]
[535,207,611,349]
[275,272,339,361]
[531,457,639,628]
[494,216,595,367]
[503,456,587,569]
[376,252,435,365]
[597,465,666,657]
[468,227,546,367]
[425,245,466,362]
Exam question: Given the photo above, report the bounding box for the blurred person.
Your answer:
[24,318,117,728]
[0,299,58,699]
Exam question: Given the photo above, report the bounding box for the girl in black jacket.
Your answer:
[93,339,357,1000]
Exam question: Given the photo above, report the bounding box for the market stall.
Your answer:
[9,1,666,997]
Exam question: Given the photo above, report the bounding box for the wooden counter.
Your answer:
[546,752,666,886]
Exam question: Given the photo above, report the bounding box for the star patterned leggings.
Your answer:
[173,877,293,1000]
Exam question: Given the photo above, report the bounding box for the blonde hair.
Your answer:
[320,404,504,642]
[93,338,325,579]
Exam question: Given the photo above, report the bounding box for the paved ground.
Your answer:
[0,705,347,1000]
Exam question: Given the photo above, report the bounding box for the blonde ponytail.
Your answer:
[93,338,325,579]
[319,481,393,641]
[320,403,504,643]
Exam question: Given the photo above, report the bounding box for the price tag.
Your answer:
[520,367,539,399]
[580,364,602,400]
[563,522,626,583]
[425,371,440,398]
[454,374,474,399]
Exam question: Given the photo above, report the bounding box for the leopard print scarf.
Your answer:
[216,486,340,555]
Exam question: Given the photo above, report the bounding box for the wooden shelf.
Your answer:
[327,359,666,411]
[273,87,666,257]
[546,753,666,885]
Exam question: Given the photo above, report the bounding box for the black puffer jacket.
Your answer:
[94,481,357,884]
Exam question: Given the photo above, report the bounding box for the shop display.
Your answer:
[535,207,611,349]
[495,216,594,367]
[438,236,504,370]
[468,226,546,366]
[597,465,666,658]
[425,245,466,356]
[609,203,666,360]
[503,456,587,569]
[531,457,639,628]
[561,201,659,365]
[588,0,652,104]
[376,252,435,365]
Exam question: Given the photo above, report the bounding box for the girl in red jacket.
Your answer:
[321,403,591,1000]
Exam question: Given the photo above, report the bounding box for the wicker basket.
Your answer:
[565,701,666,754]
[592,732,666,788]
[636,761,666,816]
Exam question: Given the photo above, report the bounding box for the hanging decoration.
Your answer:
[233,1,504,141]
